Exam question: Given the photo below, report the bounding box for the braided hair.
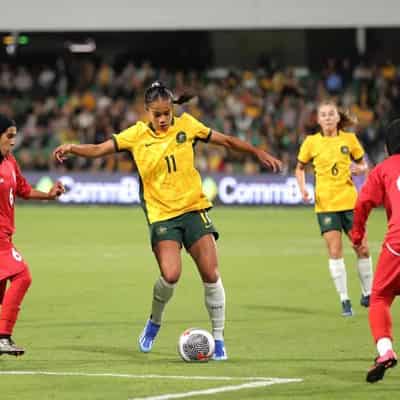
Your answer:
[144,81,196,107]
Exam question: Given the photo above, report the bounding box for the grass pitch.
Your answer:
[0,206,397,399]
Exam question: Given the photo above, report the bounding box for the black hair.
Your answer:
[0,114,15,135]
[385,118,400,156]
[144,81,196,107]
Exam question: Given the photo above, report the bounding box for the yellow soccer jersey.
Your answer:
[113,113,212,223]
[297,131,365,213]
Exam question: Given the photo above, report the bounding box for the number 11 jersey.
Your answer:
[113,113,212,223]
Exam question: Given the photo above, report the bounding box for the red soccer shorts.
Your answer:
[0,240,28,281]
[373,243,400,297]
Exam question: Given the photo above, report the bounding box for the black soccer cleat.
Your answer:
[0,337,25,356]
[366,349,397,383]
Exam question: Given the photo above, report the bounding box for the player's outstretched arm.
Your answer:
[28,181,66,200]
[209,130,282,172]
[53,139,115,163]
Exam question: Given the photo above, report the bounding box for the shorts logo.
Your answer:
[340,146,349,154]
[157,226,168,235]
[12,248,22,262]
[176,131,187,144]
[323,217,332,225]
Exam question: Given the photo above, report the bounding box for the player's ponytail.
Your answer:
[337,109,358,130]
[144,81,196,107]
[173,93,196,105]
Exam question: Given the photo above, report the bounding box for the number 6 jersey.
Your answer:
[297,131,365,213]
[0,155,32,240]
[113,113,212,223]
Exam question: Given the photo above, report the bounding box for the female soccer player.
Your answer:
[295,100,372,317]
[0,114,65,356]
[350,119,400,383]
[53,81,282,360]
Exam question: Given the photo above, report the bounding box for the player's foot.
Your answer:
[212,339,228,361]
[138,319,160,353]
[341,299,354,317]
[0,337,25,356]
[360,294,370,308]
[366,349,397,383]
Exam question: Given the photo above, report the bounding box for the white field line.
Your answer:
[0,371,301,382]
[129,379,302,400]
[0,371,303,400]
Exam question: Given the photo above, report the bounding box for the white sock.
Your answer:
[357,257,373,296]
[204,278,225,340]
[377,337,393,357]
[329,258,349,302]
[150,276,176,325]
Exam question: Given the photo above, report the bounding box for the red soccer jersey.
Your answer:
[351,154,400,248]
[0,155,31,240]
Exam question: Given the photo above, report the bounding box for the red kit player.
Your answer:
[0,115,64,356]
[350,119,400,382]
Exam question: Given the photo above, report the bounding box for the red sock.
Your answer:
[369,292,395,342]
[0,268,32,335]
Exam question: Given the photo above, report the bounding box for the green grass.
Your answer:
[0,206,398,399]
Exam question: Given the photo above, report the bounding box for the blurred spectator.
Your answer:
[0,56,398,174]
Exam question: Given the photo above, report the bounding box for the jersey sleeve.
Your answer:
[350,166,383,245]
[12,157,32,199]
[350,134,365,162]
[297,136,312,164]
[183,113,212,142]
[113,123,141,152]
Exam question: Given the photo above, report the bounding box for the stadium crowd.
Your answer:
[0,57,399,174]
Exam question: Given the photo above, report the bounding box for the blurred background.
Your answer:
[1,0,400,205]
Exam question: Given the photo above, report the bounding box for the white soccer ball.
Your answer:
[177,328,215,362]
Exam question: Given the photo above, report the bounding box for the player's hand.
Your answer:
[349,228,363,248]
[350,163,367,176]
[301,189,311,203]
[255,150,282,173]
[53,144,73,163]
[47,181,66,200]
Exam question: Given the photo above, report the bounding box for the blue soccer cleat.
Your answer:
[360,294,370,308]
[212,339,228,361]
[138,319,160,353]
[341,299,354,317]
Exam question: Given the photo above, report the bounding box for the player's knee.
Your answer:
[358,248,370,258]
[202,269,219,284]
[162,270,180,284]
[328,248,342,259]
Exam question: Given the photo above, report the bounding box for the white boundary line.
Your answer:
[129,379,302,400]
[0,371,303,399]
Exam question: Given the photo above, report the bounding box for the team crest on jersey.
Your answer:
[176,131,187,144]
[340,145,349,154]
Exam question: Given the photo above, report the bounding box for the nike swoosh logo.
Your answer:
[145,143,155,147]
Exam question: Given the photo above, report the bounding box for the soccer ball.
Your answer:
[177,328,215,362]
